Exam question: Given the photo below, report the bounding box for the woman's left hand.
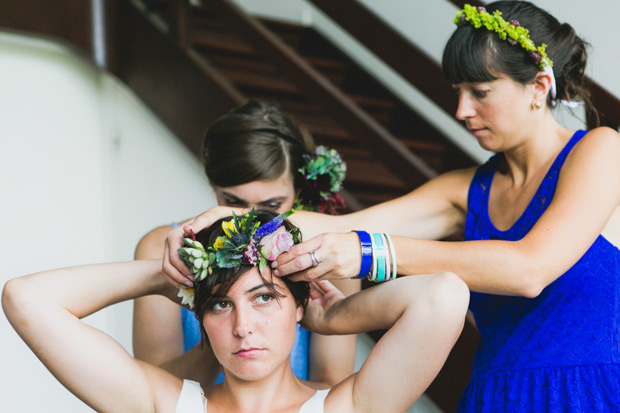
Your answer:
[272,232,361,282]
[301,280,345,335]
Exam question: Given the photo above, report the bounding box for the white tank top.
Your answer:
[175,380,329,413]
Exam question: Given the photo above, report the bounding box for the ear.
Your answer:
[530,70,553,103]
[295,303,304,323]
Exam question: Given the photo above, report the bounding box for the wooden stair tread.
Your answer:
[216,67,300,94]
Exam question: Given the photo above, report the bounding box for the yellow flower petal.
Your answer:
[213,237,226,251]
[222,220,237,237]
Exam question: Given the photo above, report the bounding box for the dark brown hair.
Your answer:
[203,100,315,187]
[442,1,596,123]
[192,209,310,346]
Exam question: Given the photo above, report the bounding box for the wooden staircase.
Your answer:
[145,0,477,209]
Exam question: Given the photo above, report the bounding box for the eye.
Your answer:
[224,199,246,207]
[472,89,489,99]
[255,294,274,305]
[212,301,231,312]
[264,202,283,211]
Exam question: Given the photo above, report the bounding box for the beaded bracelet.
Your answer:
[353,230,373,279]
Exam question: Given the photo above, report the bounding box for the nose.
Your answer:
[455,93,475,121]
[232,306,254,338]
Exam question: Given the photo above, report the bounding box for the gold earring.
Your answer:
[531,100,542,110]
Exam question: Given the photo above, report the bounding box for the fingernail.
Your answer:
[273,269,280,277]
[271,261,278,268]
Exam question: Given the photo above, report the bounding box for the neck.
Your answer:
[502,112,572,186]
[207,362,315,413]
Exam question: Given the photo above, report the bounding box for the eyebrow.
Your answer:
[220,191,287,204]
[245,283,270,294]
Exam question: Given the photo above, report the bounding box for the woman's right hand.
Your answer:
[272,232,362,282]
[161,206,244,288]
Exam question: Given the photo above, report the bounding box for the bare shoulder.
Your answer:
[438,166,478,187]
[135,223,176,259]
[430,166,478,209]
[563,127,620,171]
[575,127,620,153]
[322,374,354,412]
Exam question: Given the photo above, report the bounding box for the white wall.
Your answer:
[0,32,216,412]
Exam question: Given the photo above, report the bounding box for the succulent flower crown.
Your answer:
[177,208,299,308]
[455,4,553,70]
[294,145,347,214]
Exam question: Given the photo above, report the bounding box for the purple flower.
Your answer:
[459,13,467,23]
[477,7,486,13]
[510,20,520,27]
[258,227,294,261]
[254,209,295,239]
[530,51,542,63]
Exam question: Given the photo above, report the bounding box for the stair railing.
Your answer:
[204,0,438,190]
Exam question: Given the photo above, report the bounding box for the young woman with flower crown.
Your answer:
[133,100,358,388]
[2,209,469,412]
[164,2,620,410]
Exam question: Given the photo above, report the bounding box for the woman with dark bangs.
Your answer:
[133,100,359,389]
[165,2,620,410]
[2,209,468,412]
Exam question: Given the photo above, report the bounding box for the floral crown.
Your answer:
[177,208,299,308]
[455,4,553,70]
[294,145,347,214]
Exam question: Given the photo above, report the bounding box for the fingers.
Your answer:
[162,226,194,288]
[184,206,246,236]
[308,281,325,300]
[272,236,324,278]
[313,279,336,295]
[273,233,361,282]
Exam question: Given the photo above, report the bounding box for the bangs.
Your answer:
[442,26,501,85]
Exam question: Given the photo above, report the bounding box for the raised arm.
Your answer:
[2,260,182,412]
[385,128,620,296]
[133,224,185,363]
[278,128,620,297]
[307,277,359,384]
[305,274,469,412]
[163,170,473,286]
[133,223,222,387]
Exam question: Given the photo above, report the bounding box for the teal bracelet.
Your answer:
[372,233,386,282]
[369,232,377,281]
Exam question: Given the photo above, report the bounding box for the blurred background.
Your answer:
[1,0,618,411]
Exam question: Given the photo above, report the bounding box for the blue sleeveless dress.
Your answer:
[181,308,310,382]
[459,130,620,412]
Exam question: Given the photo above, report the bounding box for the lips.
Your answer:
[468,127,487,136]
[234,348,263,358]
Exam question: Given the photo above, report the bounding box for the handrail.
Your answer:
[308,0,457,118]
[206,0,438,189]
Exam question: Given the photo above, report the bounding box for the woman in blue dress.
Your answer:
[166,2,620,410]
[133,100,359,387]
